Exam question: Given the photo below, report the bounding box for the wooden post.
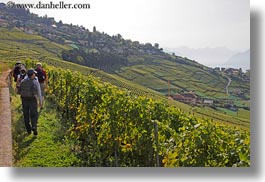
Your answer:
[168,80,170,98]
[153,120,160,167]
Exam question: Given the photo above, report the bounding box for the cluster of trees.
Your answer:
[61,48,129,72]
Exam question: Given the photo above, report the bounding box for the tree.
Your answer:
[58,20,63,26]
[117,34,122,39]
[144,43,152,49]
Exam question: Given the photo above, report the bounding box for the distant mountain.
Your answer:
[224,49,250,71]
[164,46,237,67]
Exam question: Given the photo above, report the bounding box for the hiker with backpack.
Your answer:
[16,65,27,94]
[19,69,43,135]
[12,61,22,82]
[35,62,47,105]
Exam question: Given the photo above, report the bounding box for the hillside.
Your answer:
[0,3,250,167]
[0,3,250,127]
[0,4,250,97]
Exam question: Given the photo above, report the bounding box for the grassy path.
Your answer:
[12,94,78,167]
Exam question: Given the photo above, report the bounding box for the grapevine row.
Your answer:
[46,65,250,167]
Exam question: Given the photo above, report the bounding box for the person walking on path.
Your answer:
[12,60,22,82]
[16,66,27,94]
[35,62,47,106]
[19,69,43,135]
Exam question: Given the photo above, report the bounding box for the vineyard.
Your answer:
[0,7,251,167]
[0,28,250,128]
[34,64,250,167]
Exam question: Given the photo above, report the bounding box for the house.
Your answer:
[182,92,197,99]
[203,99,214,105]
[65,40,74,44]
[79,40,89,46]
[216,99,234,105]
[102,47,111,53]
[113,47,123,54]
[0,18,8,27]
[232,70,240,75]
[225,104,238,112]
[172,92,197,105]
[172,94,184,101]
[25,28,34,34]
[214,67,220,72]
[0,18,6,23]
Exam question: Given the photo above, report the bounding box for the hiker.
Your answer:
[12,61,22,82]
[35,62,47,104]
[16,65,27,94]
[19,69,43,135]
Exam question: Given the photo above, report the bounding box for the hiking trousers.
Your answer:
[21,97,38,134]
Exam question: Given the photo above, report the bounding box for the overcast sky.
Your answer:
[2,0,250,52]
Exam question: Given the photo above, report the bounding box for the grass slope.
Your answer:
[117,55,248,99]
[11,92,77,167]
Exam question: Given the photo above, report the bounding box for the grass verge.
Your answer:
[11,91,78,167]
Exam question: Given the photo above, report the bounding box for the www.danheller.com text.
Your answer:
[6,1,91,9]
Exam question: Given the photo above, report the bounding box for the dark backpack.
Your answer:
[16,74,27,94]
[35,68,46,82]
[19,79,37,98]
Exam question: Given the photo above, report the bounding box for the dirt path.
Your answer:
[0,69,12,167]
[225,76,231,95]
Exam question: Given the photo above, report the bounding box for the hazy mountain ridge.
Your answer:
[225,49,250,70]
[165,46,250,71]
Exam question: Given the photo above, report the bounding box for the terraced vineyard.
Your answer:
[0,28,250,129]
[117,58,229,99]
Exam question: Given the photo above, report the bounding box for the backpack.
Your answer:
[35,68,46,82]
[16,74,27,94]
[19,79,37,98]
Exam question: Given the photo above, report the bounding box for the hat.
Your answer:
[36,62,42,66]
[20,65,26,71]
[27,69,37,76]
[16,60,22,65]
